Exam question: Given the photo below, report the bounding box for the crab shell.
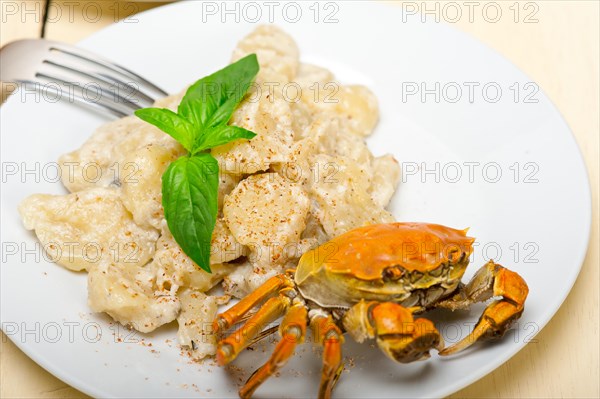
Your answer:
[295,222,476,309]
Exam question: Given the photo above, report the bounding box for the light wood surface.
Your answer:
[1,1,598,398]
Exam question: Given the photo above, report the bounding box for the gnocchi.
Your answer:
[19,25,400,358]
[19,188,158,271]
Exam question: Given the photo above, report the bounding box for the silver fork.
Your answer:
[0,39,168,118]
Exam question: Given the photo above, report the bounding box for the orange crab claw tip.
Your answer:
[212,321,221,335]
[438,347,454,356]
[435,337,445,353]
[216,344,234,366]
[213,316,229,335]
[438,338,472,356]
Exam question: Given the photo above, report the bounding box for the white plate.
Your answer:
[0,2,591,398]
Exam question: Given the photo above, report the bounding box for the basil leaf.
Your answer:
[161,154,219,272]
[135,54,261,274]
[194,125,257,153]
[203,93,246,128]
[135,108,196,152]
[178,54,259,131]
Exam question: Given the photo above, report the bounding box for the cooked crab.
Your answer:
[213,222,529,399]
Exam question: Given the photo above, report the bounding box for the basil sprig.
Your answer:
[135,54,259,272]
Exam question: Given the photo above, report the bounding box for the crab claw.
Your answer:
[439,261,528,356]
[344,301,444,363]
[376,317,444,363]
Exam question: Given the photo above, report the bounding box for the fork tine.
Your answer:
[36,71,142,114]
[42,59,155,107]
[50,43,168,98]
[17,79,129,118]
[1,38,168,118]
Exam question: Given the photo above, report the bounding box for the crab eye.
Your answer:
[383,266,404,280]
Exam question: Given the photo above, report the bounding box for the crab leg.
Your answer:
[216,291,292,365]
[213,274,292,334]
[343,301,444,363]
[438,260,529,355]
[310,311,344,399]
[239,303,308,399]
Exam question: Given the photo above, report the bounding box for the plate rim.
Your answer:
[0,1,593,398]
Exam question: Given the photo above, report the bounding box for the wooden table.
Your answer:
[1,1,598,397]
